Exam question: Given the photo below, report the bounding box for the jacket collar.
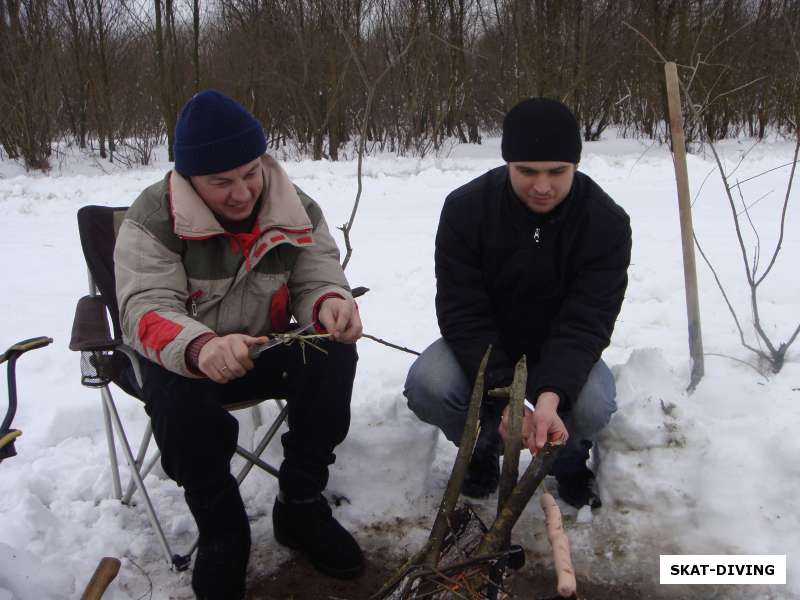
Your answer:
[168,154,313,240]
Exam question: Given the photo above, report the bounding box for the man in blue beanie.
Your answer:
[115,90,364,598]
[405,98,631,509]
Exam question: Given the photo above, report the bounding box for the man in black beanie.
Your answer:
[115,90,364,598]
[405,98,631,507]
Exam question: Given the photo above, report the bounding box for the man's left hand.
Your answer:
[318,297,362,343]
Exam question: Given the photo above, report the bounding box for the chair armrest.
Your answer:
[69,296,118,351]
[115,343,144,390]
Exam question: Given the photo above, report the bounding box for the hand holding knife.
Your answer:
[250,322,316,358]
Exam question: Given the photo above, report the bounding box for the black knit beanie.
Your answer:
[174,90,267,176]
[501,98,582,163]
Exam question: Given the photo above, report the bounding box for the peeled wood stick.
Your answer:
[540,493,577,598]
[80,557,121,600]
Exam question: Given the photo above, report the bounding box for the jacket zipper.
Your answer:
[533,227,541,245]
[187,290,204,316]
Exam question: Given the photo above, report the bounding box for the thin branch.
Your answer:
[682,85,756,288]
[728,160,800,190]
[693,231,765,359]
[331,4,420,270]
[735,180,761,277]
[754,135,800,286]
[705,76,768,109]
[622,21,669,64]
[691,165,718,208]
[735,189,773,218]
[362,333,420,355]
[704,353,768,381]
[727,138,763,181]
[784,322,800,355]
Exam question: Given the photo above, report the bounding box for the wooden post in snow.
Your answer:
[664,61,704,392]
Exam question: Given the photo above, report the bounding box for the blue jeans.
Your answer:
[403,338,617,476]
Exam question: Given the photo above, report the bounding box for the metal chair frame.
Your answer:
[72,206,288,571]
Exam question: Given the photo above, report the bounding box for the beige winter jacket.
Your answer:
[114,154,352,377]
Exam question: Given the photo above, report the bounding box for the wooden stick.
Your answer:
[497,355,527,522]
[664,61,704,392]
[80,557,121,600]
[540,493,577,598]
[371,347,493,599]
[424,345,492,567]
[476,443,562,556]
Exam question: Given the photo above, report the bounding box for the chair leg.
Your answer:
[234,400,288,484]
[100,388,122,500]
[101,387,186,569]
[122,423,154,505]
[250,404,263,430]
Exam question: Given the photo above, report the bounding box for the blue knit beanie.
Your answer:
[174,90,267,176]
[501,98,582,163]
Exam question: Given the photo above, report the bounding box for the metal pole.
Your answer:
[664,61,704,392]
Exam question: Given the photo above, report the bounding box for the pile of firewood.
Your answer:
[372,348,578,600]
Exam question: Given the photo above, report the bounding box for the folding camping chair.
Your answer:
[68,205,289,571]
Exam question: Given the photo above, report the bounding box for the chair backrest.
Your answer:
[77,206,128,340]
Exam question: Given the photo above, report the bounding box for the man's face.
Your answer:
[508,161,576,214]
[190,158,264,222]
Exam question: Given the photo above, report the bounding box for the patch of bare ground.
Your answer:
[247,549,663,600]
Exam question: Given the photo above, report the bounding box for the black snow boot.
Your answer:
[556,467,602,510]
[461,404,502,499]
[273,493,364,579]
[186,476,251,600]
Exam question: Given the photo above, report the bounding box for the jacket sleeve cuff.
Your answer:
[185,332,217,376]
[311,292,345,333]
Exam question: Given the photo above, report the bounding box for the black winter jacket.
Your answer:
[435,166,631,410]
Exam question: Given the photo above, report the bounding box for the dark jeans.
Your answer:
[137,340,358,501]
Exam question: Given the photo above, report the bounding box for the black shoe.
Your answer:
[462,404,503,499]
[462,447,500,498]
[556,468,602,509]
[273,494,364,579]
[193,536,249,600]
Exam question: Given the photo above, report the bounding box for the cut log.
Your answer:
[540,493,577,598]
[80,557,120,600]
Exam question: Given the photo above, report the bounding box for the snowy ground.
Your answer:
[0,132,798,599]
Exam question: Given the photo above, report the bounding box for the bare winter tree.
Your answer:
[4,0,800,172]
[0,0,57,169]
[627,17,800,375]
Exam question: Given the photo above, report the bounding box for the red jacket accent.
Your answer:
[311,292,344,333]
[227,222,262,271]
[138,311,184,363]
[270,284,291,332]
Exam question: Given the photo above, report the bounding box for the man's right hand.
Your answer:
[499,391,568,454]
[198,334,268,383]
